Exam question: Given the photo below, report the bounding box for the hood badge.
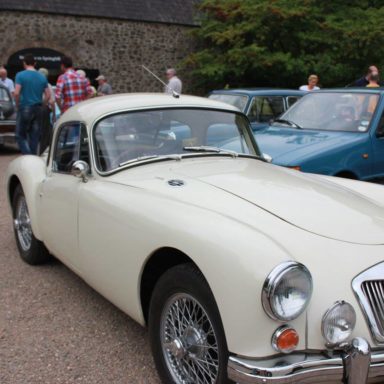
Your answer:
[168,179,185,187]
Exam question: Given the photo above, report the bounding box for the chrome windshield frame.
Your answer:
[91,106,261,177]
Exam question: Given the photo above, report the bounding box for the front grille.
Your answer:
[352,262,384,344]
[361,281,384,336]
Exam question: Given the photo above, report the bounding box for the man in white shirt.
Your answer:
[165,68,182,95]
[0,67,15,96]
[299,74,320,92]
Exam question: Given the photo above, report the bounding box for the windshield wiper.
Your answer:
[119,154,182,167]
[183,146,238,158]
[274,119,302,129]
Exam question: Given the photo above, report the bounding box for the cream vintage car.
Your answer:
[6,94,384,384]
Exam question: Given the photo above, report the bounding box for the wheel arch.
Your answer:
[140,247,204,325]
[8,174,21,205]
[6,156,47,240]
[334,170,358,179]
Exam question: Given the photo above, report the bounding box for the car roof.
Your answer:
[209,88,305,96]
[312,88,384,94]
[57,93,240,126]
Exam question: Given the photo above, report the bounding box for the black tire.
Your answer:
[148,263,232,384]
[12,184,50,265]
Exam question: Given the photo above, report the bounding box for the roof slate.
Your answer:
[0,0,199,26]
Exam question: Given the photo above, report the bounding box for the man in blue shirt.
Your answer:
[14,53,50,154]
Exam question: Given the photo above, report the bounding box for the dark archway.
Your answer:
[6,48,100,86]
[7,47,63,84]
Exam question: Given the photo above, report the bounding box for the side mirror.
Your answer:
[71,160,90,182]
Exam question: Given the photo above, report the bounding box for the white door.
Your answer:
[40,122,90,272]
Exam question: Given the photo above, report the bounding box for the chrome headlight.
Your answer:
[262,261,313,321]
[322,301,356,345]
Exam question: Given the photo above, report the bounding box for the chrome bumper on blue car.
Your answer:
[228,338,384,383]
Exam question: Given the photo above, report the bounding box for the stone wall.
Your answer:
[0,11,195,93]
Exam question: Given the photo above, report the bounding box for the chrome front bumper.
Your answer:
[228,338,384,383]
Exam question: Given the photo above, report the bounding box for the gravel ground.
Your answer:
[0,148,160,384]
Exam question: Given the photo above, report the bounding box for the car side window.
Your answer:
[248,96,285,123]
[287,96,300,108]
[53,123,90,173]
[376,111,384,138]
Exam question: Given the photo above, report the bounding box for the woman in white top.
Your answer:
[299,74,320,91]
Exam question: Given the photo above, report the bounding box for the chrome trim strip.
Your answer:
[228,338,384,384]
[352,261,384,344]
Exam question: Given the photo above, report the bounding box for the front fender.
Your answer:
[281,139,372,178]
[6,155,47,240]
[76,179,303,357]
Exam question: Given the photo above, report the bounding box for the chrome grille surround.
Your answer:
[352,261,384,344]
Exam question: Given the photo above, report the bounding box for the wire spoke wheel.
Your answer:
[14,195,32,252]
[160,293,220,384]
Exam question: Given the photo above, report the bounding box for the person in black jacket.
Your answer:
[350,65,383,87]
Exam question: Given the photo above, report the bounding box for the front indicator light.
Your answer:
[322,301,356,346]
[272,326,299,354]
[288,166,301,171]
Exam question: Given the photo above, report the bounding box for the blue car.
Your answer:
[255,89,384,180]
[208,89,304,131]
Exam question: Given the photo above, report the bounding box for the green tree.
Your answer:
[184,0,384,93]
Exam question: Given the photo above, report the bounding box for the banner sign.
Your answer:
[7,48,64,68]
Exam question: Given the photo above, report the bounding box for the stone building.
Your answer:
[0,0,198,93]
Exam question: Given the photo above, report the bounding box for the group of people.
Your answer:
[2,56,182,156]
[2,54,382,156]
[299,65,382,92]
[1,54,113,155]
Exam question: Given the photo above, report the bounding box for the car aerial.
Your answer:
[208,88,304,131]
[6,93,384,384]
[255,88,384,180]
[0,83,16,148]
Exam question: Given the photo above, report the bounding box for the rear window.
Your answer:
[208,94,248,112]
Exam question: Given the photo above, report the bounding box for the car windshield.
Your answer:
[275,92,380,132]
[94,108,259,172]
[208,94,248,112]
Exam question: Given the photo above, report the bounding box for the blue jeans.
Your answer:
[16,104,43,154]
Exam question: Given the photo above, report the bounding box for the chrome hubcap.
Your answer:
[161,293,219,383]
[14,196,32,251]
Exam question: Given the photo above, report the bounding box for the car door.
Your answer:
[368,96,384,178]
[40,122,90,272]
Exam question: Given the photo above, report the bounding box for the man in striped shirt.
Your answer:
[55,56,92,113]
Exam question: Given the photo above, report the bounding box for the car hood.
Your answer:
[255,126,361,163]
[109,158,384,245]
